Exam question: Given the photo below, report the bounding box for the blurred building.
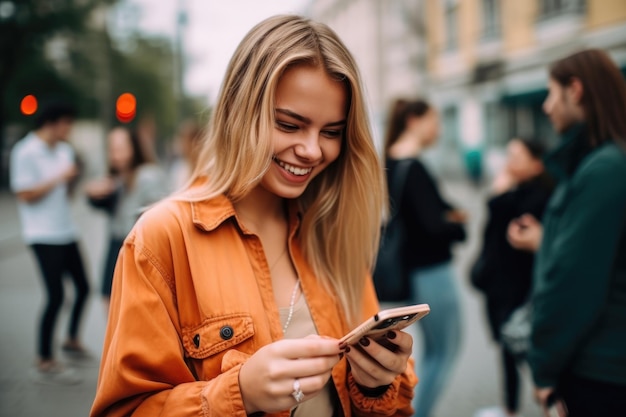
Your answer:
[307,0,429,149]
[307,0,626,179]
[423,0,626,178]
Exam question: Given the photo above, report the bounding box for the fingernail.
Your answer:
[387,331,396,339]
[339,352,344,360]
[345,346,351,353]
[359,337,370,347]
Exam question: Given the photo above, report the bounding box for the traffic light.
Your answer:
[116,93,136,123]
[20,95,38,116]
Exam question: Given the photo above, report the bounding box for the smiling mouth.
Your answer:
[273,157,313,176]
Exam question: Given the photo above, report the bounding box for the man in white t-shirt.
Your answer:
[10,101,90,385]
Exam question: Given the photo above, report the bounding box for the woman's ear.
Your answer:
[567,77,584,105]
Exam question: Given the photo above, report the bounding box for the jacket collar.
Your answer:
[187,183,302,236]
[190,194,240,233]
[545,123,594,181]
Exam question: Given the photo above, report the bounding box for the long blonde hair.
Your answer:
[188,15,385,325]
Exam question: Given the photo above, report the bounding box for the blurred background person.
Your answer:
[383,98,467,417]
[470,137,554,417]
[168,118,202,192]
[135,114,160,165]
[85,126,167,312]
[508,49,626,416]
[9,100,90,385]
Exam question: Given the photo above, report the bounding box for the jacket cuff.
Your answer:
[347,372,400,414]
[355,382,392,397]
[200,351,250,417]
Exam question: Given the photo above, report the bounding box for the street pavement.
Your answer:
[0,179,544,417]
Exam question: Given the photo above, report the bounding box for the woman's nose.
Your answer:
[295,131,323,161]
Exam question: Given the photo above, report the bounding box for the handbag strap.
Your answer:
[388,159,413,218]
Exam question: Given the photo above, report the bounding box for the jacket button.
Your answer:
[193,334,200,348]
[220,326,234,340]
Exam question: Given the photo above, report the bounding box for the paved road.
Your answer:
[0,179,543,417]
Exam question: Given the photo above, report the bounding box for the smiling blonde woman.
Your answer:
[90,14,417,417]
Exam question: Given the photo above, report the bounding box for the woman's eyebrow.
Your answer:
[276,108,346,127]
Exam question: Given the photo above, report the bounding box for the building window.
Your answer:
[540,0,584,19]
[482,0,500,38]
[444,0,458,50]
[484,102,505,147]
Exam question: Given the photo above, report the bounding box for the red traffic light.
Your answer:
[116,93,136,123]
[20,95,38,116]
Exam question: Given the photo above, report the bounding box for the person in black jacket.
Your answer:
[383,98,467,417]
[471,138,554,417]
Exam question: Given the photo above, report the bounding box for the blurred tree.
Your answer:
[0,0,203,187]
[0,0,116,187]
[109,36,177,139]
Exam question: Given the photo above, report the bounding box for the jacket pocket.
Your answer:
[181,313,254,359]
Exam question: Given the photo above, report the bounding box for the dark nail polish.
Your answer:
[339,352,344,360]
[387,331,396,339]
[359,337,370,347]
[345,346,351,353]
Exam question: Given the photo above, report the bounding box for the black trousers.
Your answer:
[558,374,626,417]
[31,242,90,360]
[501,346,521,412]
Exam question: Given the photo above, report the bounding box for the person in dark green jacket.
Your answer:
[508,49,626,417]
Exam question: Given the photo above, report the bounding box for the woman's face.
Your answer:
[108,128,135,173]
[421,110,440,147]
[506,139,543,182]
[407,109,440,148]
[261,64,347,200]
[542,77,583,134]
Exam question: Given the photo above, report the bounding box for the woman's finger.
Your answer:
[346,347,396,387]
[274,338,342,359]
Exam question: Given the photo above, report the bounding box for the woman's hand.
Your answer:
[345,330,412,389]
[85,177,116,199]
[534,386,561,417]
[445,209,468,224]
[239,335,342,414]
[507,214,543,252]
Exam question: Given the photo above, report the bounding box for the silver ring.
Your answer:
[292,379,304,403]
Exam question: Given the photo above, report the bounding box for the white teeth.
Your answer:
[276,159,312,176]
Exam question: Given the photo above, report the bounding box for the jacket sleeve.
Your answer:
[404,161,466,243]
[90,235,249,417]
[529,154,626,387]
[350,277,417,416]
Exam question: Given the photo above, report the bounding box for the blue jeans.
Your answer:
[411,261,462,417]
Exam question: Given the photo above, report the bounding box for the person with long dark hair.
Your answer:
[383,98,467,417]
[85,126,166,311]
[471,137,554,417]
[508,49,626,416]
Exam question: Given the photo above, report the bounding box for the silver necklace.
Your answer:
[269,246,287,272]
[283,279,300,334]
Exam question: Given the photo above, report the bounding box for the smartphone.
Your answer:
[339,304,430,348]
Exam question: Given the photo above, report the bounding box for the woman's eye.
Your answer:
[276,121,298,132]
[322,130,342,139]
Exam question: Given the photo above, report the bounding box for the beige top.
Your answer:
[280,291,336,417]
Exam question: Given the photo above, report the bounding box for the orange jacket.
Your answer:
[90,193,417,417]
